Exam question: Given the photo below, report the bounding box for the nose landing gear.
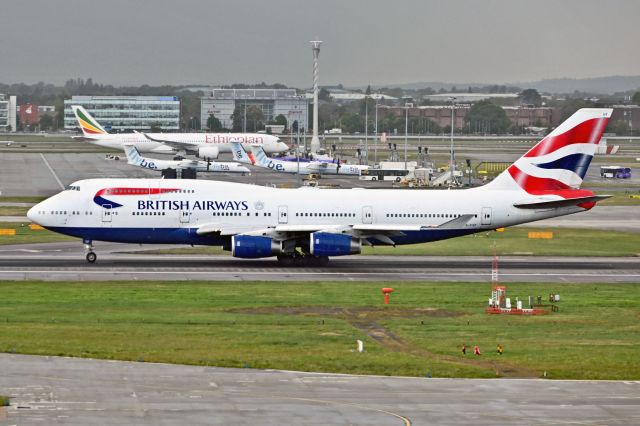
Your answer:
[84,239,97,263]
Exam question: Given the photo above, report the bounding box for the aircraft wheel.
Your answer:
[86,252,97,263]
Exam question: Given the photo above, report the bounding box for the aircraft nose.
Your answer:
[27,205,38,223]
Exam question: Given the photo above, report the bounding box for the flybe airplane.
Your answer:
[29,109,612,265]
[123,145,250,174]
[231,142,367,176]
[72,105,289,158]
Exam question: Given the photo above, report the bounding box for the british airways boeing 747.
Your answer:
[29,109,612,265]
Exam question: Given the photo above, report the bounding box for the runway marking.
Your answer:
[39,153,65,190]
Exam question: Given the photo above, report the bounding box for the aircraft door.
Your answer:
[481,207,492,225]
[362,206,373,224]
[102,205,113,225]
[278,205,288,224]
[179,210,191,225]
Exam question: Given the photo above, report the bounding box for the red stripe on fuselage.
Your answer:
[524,117,609,158]
[95,187,181,197]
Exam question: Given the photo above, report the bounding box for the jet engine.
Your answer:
[197,146,219,160]
[309,232,361,257]
[231,235,282,259]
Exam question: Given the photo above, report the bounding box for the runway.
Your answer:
[1,354,638,425]
[0,242,638,282]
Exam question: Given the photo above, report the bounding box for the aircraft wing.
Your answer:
[195,215,475,244]
[141,133,200,149]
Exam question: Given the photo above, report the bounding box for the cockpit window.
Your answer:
[66,185,81,191]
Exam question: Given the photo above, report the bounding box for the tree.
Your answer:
[207,114,223,131]
[318,88,331,101]
[38,114,54,131]
[465,101,511,134]
[632,91,640,104]
[274,114,287,130]
[231,104,264,132]
[149,122,163,132]
[519,89,542,106]
[340,112,364,134]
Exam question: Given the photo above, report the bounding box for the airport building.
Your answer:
[64,96,180,131]
[0,94,17,132]
[200,89,308,132]
[381,105,554,131]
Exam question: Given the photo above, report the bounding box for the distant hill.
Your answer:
[517,76,640,95]
[372,75,640,95]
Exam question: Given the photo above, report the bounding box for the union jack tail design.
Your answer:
[487,108,612,196]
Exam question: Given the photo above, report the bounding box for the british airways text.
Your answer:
[137,200,249,211]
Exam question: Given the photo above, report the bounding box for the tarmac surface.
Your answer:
[1,354,638,425]
[0,242,638,282]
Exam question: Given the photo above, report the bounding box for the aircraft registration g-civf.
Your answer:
[29,108,612,266]
[72,105,289,158]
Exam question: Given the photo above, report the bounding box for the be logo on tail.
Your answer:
[490,109,612,196]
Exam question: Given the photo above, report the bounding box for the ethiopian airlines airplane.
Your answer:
[72,105,289,158]
[29,109,611,265]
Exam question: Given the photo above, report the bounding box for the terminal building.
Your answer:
[64,96,180,131]
[200,89,308,132]
[0,94,17,132]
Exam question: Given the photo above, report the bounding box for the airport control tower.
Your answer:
[310,40,322,154]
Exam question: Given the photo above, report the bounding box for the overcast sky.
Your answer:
[1,0,638,88]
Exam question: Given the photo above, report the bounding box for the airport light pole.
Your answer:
[449,97,456,184]
[374,99,379,165]
[404,102,412,171]
[310,40,322,154]
[243,100,247,133]
[364,94,368,165]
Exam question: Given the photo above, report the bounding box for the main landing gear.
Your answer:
[277,253,329,267]
[84,239,97,263]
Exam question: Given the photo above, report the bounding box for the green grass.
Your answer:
[0,196,45,203]
[140,227,640,257]
[0,206,30,216]
[0,395,9,407]
[0,280,637,379]
[0,222,75,245]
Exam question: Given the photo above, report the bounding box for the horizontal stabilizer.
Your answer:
[513,195,611,209]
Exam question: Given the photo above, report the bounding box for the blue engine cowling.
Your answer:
[232,235,282,258]
[309,232,361,257]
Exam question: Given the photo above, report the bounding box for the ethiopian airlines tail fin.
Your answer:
[485,108,612,194]
[72,105,107,137]
[230,142,255,165]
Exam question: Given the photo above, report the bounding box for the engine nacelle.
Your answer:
[309,232,361,257]
[198,146,219,160]
[232,235,282,259]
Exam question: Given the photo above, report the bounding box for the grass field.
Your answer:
[0,222,75,245]
[0,206,30,216]
[0,280,637,380]
[0,196,45,204]
[141,227,640,257]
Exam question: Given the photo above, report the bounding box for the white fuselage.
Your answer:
[86,133,288,154]
[28,178,584,247]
